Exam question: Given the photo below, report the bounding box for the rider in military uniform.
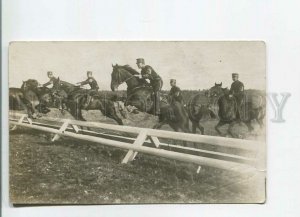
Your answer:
[136,58,163,115]
[76,71,99,109]
[229,73,244,120]
[169,79,183,104]
[43,71,58,87]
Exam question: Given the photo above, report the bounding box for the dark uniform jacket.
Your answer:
[230,80,244,94]
[141,65,162,92]
[43,77,58,87]
[230,80,244,105]
[79,77,99,90]
[141,65,161,82]
[169,86,183,103]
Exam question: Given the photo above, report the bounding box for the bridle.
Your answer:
[114,66,135,86]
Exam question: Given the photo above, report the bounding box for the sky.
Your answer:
[9,41,266,90]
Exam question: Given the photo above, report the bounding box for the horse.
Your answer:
[208,82,266,137]
[110,64,155,112]
[153,101,190,133]
[186,92,217,134]
[52,78,124,125]
[9,79,53,118]
[110,64,190,133]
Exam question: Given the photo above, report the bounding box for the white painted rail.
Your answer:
[9,111,265,173]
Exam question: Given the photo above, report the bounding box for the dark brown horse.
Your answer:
[53,78,124,125]
[110,64,190,132]
[153,101,190,133]
[208,82,266,137]
[110,64,155,112]
[186,92,216,134]
[9,79,53,117]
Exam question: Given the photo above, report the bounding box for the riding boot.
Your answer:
[83,95,92,109]
[57,98,63,110]
[154,91,160,116]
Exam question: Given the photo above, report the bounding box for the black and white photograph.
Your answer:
[8,41,266,204]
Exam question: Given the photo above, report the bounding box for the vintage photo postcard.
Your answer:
[9,41,266,204]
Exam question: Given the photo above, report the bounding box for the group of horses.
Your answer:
[9,64,266,137]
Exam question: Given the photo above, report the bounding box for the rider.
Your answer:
[136,58,163,116]
[229,73,244,120]
[43,71,64,110]
[43,71,58,87]
[76,71,99,109]
[168,79,183,104]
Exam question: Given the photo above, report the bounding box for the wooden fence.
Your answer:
[9,111,265,174]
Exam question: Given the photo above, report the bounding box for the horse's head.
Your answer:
[21,79,39,91]
[207,82,226,97]
[52,77,61,91]
[111,64,138,91]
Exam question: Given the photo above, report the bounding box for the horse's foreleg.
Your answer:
[180,119,191,134]
[153,121,166,129]
[78,110,86,121]
[245,120,254,132]
[257,118,264,129]
[108,114,123,125]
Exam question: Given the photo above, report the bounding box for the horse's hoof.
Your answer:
[237,134,243,139]
[133,110,139,114]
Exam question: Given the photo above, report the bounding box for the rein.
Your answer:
[116,67,135,85]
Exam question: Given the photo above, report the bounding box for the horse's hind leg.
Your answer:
[197,122,204,135]
[192,122,197,134]
[227,121,237,137]
[215,121,226,136]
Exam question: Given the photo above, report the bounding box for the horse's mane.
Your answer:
[59,80,76,87]
[118,64,140,75]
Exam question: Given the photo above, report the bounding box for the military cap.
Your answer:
[136,58,145,64]
[170,79,176,83]
[232,73,239,76]
[87,71,93,75]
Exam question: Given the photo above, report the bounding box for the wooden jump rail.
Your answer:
[9,112,265,174]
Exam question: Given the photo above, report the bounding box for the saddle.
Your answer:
[83,90,99,109]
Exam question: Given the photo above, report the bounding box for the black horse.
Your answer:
[52,78,124,125]
[9,79,53,118]
[110,64,190,132]
[208,82,266,137]
[186,92,216,134]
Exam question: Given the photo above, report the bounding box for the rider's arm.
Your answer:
[77,79,89,86]
[141,66,152,79]
[43,81,52,87]
[174,87,181,96]
[239,82,244,92]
